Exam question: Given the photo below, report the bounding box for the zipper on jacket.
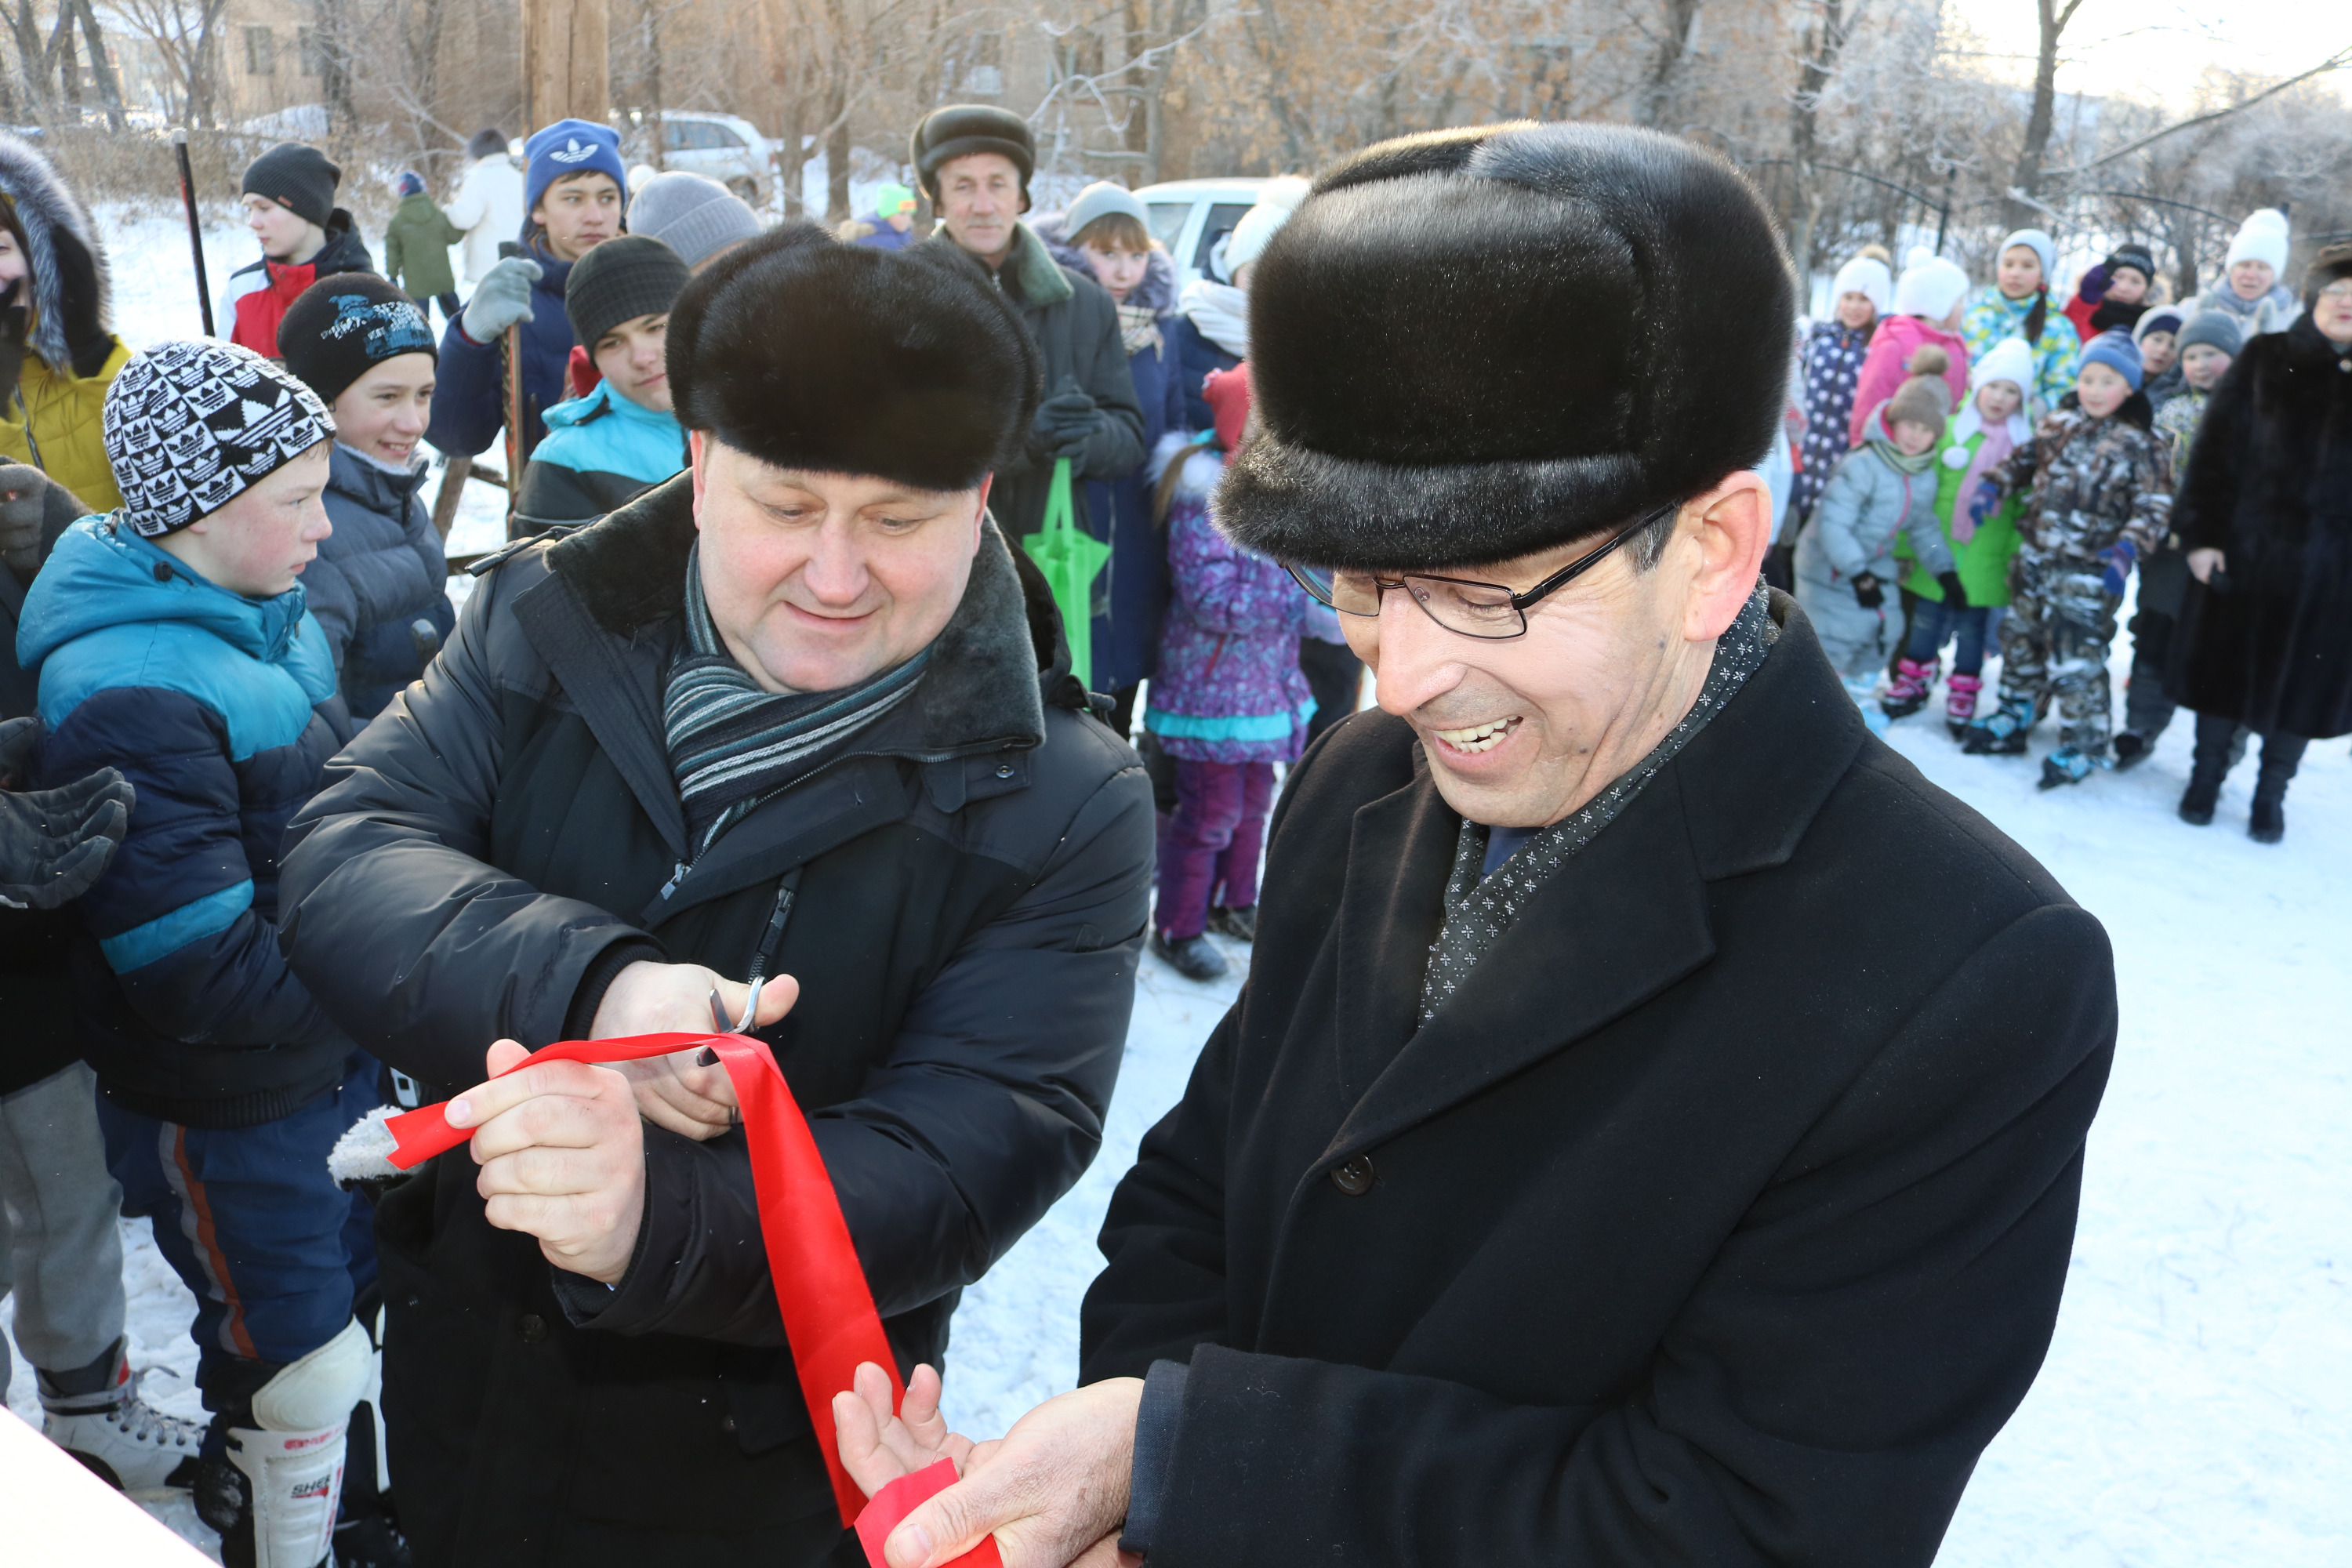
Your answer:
[658,858,689,901]
[746,868,803,986]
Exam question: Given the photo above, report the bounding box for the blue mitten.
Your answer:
[2100,539,2137,597]
[1968,477,2003,528]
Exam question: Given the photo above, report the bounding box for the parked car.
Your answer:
[1135,177,1272,289]
[622,111,775,206]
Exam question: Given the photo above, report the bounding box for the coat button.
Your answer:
[1330,1156,1377,1196]
[517,1313,546,1343]
[995,763,1015,779]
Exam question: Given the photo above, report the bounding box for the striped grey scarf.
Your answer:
[1418,585,1779,1022]
[665,543,931,848]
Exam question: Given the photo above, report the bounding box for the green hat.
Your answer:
[876,183,917,220]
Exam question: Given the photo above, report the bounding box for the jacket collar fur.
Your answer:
[543,471,1052,759]
[0,130,106,368]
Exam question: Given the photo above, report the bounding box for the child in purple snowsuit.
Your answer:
[1142,401,1319,982]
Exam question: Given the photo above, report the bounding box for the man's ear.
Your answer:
[1678,470,1772,644]
[972,473,994,549]
[688,431,709,530]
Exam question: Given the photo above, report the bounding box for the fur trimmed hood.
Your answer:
[667,222,1042,493]
[1218,122,1795,572]
[0,130,107,369]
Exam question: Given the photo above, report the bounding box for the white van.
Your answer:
[1135,178,1272,289]
[626,111,775,206]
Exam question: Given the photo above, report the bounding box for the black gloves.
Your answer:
[1937,572,1969,610]
[1851,571,1885,610]
[0,717,133,909]
[1030,374,1101,463]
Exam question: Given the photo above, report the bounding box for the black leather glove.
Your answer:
[1851,571,1885,610]
[0,717,134,909]
[1937,572,1969,611]
[48,221,113,378]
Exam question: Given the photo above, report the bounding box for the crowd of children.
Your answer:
[1791,207,2332,835]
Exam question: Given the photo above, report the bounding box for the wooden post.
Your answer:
[523,0,610,129]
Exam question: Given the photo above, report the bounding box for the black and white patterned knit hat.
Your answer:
[103,339,333,537]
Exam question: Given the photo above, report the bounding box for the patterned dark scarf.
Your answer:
[665,543,931,848]
[1418,585,1779,1022]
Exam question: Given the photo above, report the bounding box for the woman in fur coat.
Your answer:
[0,132,128,511]
[2168,245,2352,843]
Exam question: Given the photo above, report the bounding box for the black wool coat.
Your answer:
[2169,316,2352,739]
[1080,595,2116,1567]
[280,477,1155,1567]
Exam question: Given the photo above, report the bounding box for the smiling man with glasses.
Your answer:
[836,123,2118,1568]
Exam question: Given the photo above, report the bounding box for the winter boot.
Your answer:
[1962,697,2035,756]
[2110,730,2154,771]
[1880,657,1938,720]
[1150,929,1229,982]
[38,1337,205,1494]
[2248,757,2297,844]
[2038,746,2105,790]
[2178,731,2234,826]
[1943,673,1984,738]
[1206,904,1258,942]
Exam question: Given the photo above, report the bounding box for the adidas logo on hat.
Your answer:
[551,138,594,164]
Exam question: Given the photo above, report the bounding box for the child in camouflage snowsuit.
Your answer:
[1962,330,2172,788]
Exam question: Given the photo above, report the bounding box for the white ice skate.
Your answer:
[38,1341,205,1494]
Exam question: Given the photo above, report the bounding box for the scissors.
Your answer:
[698,982,764,1119]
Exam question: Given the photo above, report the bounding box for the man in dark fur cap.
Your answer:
[278,224,1155,1566]
[833,122,2118,1568]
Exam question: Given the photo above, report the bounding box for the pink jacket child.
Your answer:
[1849,250,1973,447]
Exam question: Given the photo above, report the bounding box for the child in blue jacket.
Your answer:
[15,341,387,1568]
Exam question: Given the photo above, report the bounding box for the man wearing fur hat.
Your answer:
[278,224,1155,1565]
[909,104,1143,542]
[833,124,2117,1568]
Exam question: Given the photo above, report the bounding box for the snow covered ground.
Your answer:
[4,207,2347,1562]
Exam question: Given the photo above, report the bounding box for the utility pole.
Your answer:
[523,0,609,129]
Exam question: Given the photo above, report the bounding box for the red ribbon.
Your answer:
[385,1031,901,1529]
[856,1459,1004,1568]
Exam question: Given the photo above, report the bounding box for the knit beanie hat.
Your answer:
[103,341,332,537]
[1830,252,1892,316]
[875,182,918,221]
[1203,363,1253,453]
[1218,178,1309,281]
[279,274,437,407]
[565,234,691,350]
[2078,328,2143,392]
[466,128,509,162]
[626,172,761,270]
[1884,346,1951,437]
[2132,305,2184,347]
[1998,227,2056,285]
[1062,181,1149,242]
[1970,336,2034,399]
[909,106,1035,209]
[242,143,339,230]
[2174,310,2244,358]
[524,119,627,220]
[1893,246,1969,321]
[2225,209,2290,274]
[2104,243,2156,285]
[396,170,425,198]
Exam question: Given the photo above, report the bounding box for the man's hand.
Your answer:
[459,256,541,343]
[452,1040,645,1283]
[0,718,133,910]
[836,1361,976,1498]
[2187,547,2226,585]
[876,1377,1144,1568]
[588,960,799,1139]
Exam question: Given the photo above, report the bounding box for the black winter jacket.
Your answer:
[278,476,1155,1567]
[923,227,1145,542]
[1081,594,2116,1567]
[305,445,454,720]
[2169,315,2352,739]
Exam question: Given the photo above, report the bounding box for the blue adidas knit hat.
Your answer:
[523,120,627,222]
[2078,328,2143,393]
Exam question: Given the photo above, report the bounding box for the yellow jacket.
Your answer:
[0,336,127,511]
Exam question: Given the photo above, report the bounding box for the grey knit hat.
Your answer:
[103,341,332,536]
[2175,310,2244,358]
[565,234,691,350]
[626,172,764,270]
[1062,181,1148,241]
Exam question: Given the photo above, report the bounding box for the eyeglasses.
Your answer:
[2318,281,2352,304]
[1284,500,1679,641]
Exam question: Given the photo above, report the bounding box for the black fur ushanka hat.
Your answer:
[666,222,1040,492]
[1218,122,1797,572]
